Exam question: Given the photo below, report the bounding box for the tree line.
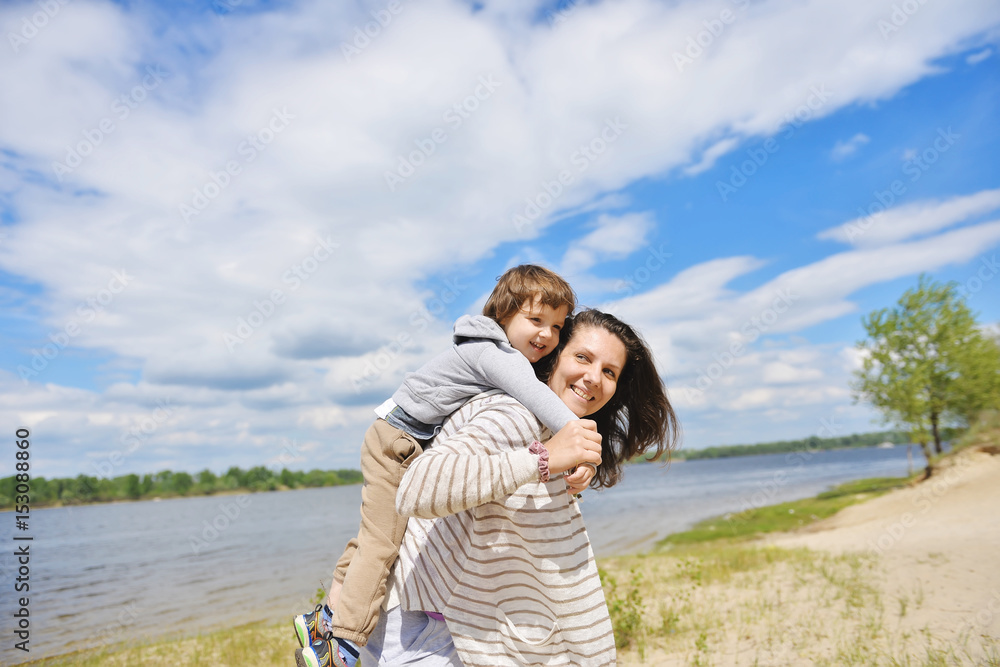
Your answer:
[0,466,363,510]
[666,429,915,461]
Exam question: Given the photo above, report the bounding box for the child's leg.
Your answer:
[329,418,422,646]
[325,539,357,610]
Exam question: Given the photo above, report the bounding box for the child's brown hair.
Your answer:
[482,265,576,324]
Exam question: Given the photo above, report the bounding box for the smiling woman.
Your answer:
[364,309,680,666]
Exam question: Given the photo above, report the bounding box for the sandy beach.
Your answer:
[769,448,1000,656]
[611,446,1000,666]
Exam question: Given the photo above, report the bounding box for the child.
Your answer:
[294,265,594,667]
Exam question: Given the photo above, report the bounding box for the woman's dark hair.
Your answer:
[541,309,680,489]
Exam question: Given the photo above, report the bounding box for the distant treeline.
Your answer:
[0,466,363,510]
[657,430,932,462]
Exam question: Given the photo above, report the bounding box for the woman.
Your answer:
[363,309,679,666]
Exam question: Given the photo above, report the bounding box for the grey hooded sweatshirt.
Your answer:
[390,315,576,435]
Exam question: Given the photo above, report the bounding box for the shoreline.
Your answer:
[0,482,362,513]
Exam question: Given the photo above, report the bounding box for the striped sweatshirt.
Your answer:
[387,390,617,667]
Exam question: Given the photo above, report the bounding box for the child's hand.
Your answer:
[565,462,596,495]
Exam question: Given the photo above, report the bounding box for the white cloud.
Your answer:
[830,132,870,160]
[817,188,1000,247]
[559,212,654,273]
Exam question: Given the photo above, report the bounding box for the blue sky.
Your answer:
[1,0,999,478]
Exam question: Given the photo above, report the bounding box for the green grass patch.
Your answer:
[21,619,295,667]
[656,475,913,549]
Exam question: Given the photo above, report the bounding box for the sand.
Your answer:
[613,446,1000,666]
[768,447,1000,657]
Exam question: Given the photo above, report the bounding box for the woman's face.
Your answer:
[547,325,627,417]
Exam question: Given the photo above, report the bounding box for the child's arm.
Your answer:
[396,400,601,519]
[461,340,578,432]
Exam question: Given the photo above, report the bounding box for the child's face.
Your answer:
[501,297,569,364]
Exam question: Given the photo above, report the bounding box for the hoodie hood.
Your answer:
[453,314,508,344]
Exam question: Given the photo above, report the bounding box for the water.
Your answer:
[0,445,914,663]
[581,445,914,556]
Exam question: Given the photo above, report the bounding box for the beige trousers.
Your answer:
[329,419,423,645]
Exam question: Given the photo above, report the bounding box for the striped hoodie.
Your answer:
[387,390,617,666]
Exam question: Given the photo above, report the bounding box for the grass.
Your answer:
[21,620,294,666]
[656,475,913,548]
[947,410,1000,457]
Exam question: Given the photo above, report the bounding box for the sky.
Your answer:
[1,0,998,479]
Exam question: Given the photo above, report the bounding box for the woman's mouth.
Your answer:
[571,385,592,401]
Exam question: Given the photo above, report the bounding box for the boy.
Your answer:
[294,265,591,667]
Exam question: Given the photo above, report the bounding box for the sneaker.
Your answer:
[295,635,350,667]
[293,604,326,648]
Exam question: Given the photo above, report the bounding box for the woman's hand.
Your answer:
[544,419,602,476]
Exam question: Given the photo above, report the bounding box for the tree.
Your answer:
[171,471,194,495]
[852,275,1000,476]
[197,469,217,494]
[123,473,142,500]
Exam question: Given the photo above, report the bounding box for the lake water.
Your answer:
[0,445,915,663]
